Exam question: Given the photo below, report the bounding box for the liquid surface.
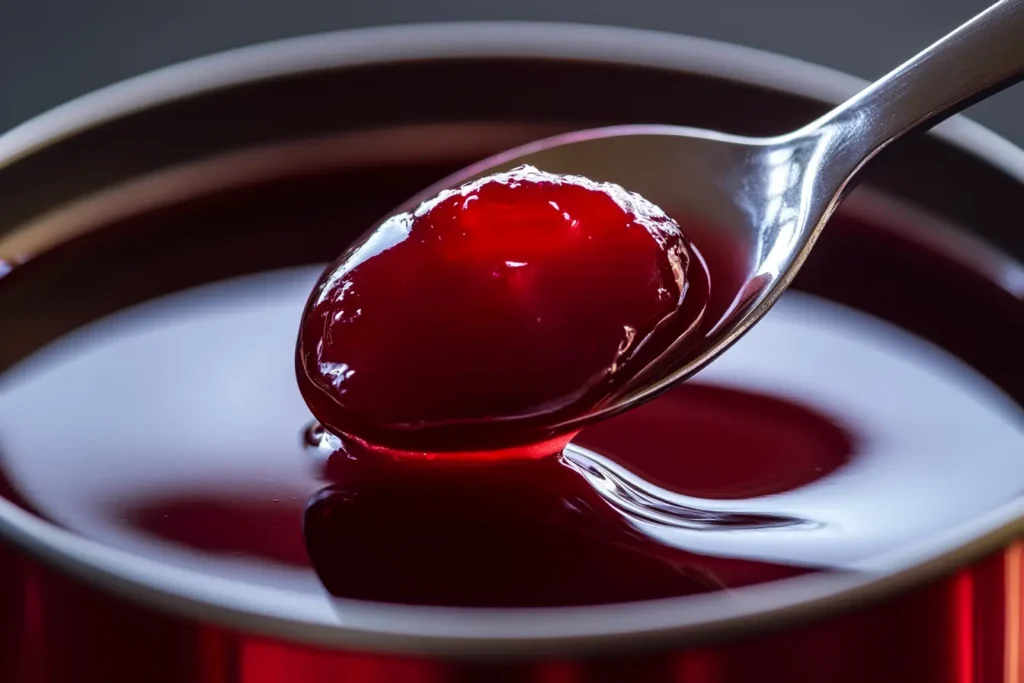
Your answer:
[296,166,708,458]
[1,265,1021,609]
[305,453,809,607]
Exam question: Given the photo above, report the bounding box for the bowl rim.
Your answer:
[0,22,1022,659]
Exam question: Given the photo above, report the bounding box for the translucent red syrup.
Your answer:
[296,165,709,460]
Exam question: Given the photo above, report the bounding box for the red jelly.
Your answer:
[297,165,709,459]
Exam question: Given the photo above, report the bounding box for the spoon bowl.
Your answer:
[374,0,1023,429]
[393,125,818,427]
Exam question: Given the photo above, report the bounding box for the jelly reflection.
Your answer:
[302,450,814,608]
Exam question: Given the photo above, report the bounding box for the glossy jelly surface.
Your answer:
[296,166,709,458]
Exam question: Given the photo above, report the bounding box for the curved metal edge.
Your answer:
[0,22,1023,658]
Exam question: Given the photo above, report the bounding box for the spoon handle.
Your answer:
[806,0,1023,174]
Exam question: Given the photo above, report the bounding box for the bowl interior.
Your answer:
[0,25,1022,657]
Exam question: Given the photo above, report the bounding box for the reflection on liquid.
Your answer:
[562,448,814,531]
[303,452,813,607]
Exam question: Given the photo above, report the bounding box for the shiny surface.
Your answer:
[0,260,1020,607]
[0,158,1022,645]
[4,264,1020,596]
[1,22,1024,664]
[305,452,812,607]
[297,166,706,456]
[372,0,1024,431]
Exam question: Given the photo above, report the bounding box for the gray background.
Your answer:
[1,0,1021,144]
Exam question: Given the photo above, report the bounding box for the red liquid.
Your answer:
[304,450,812,607]
[296,166,709,458]
[0,161,1022,681]
[575,383,853,500]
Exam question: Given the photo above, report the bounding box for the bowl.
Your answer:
[0,23,1021,683]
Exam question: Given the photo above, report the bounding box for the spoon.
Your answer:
[373,0,1024,431]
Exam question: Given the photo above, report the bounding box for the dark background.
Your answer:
[1,0,1021,144]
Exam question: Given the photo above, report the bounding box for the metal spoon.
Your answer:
[377,0,1024,430]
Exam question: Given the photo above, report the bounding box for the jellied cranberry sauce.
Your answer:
[296,166,709,459]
